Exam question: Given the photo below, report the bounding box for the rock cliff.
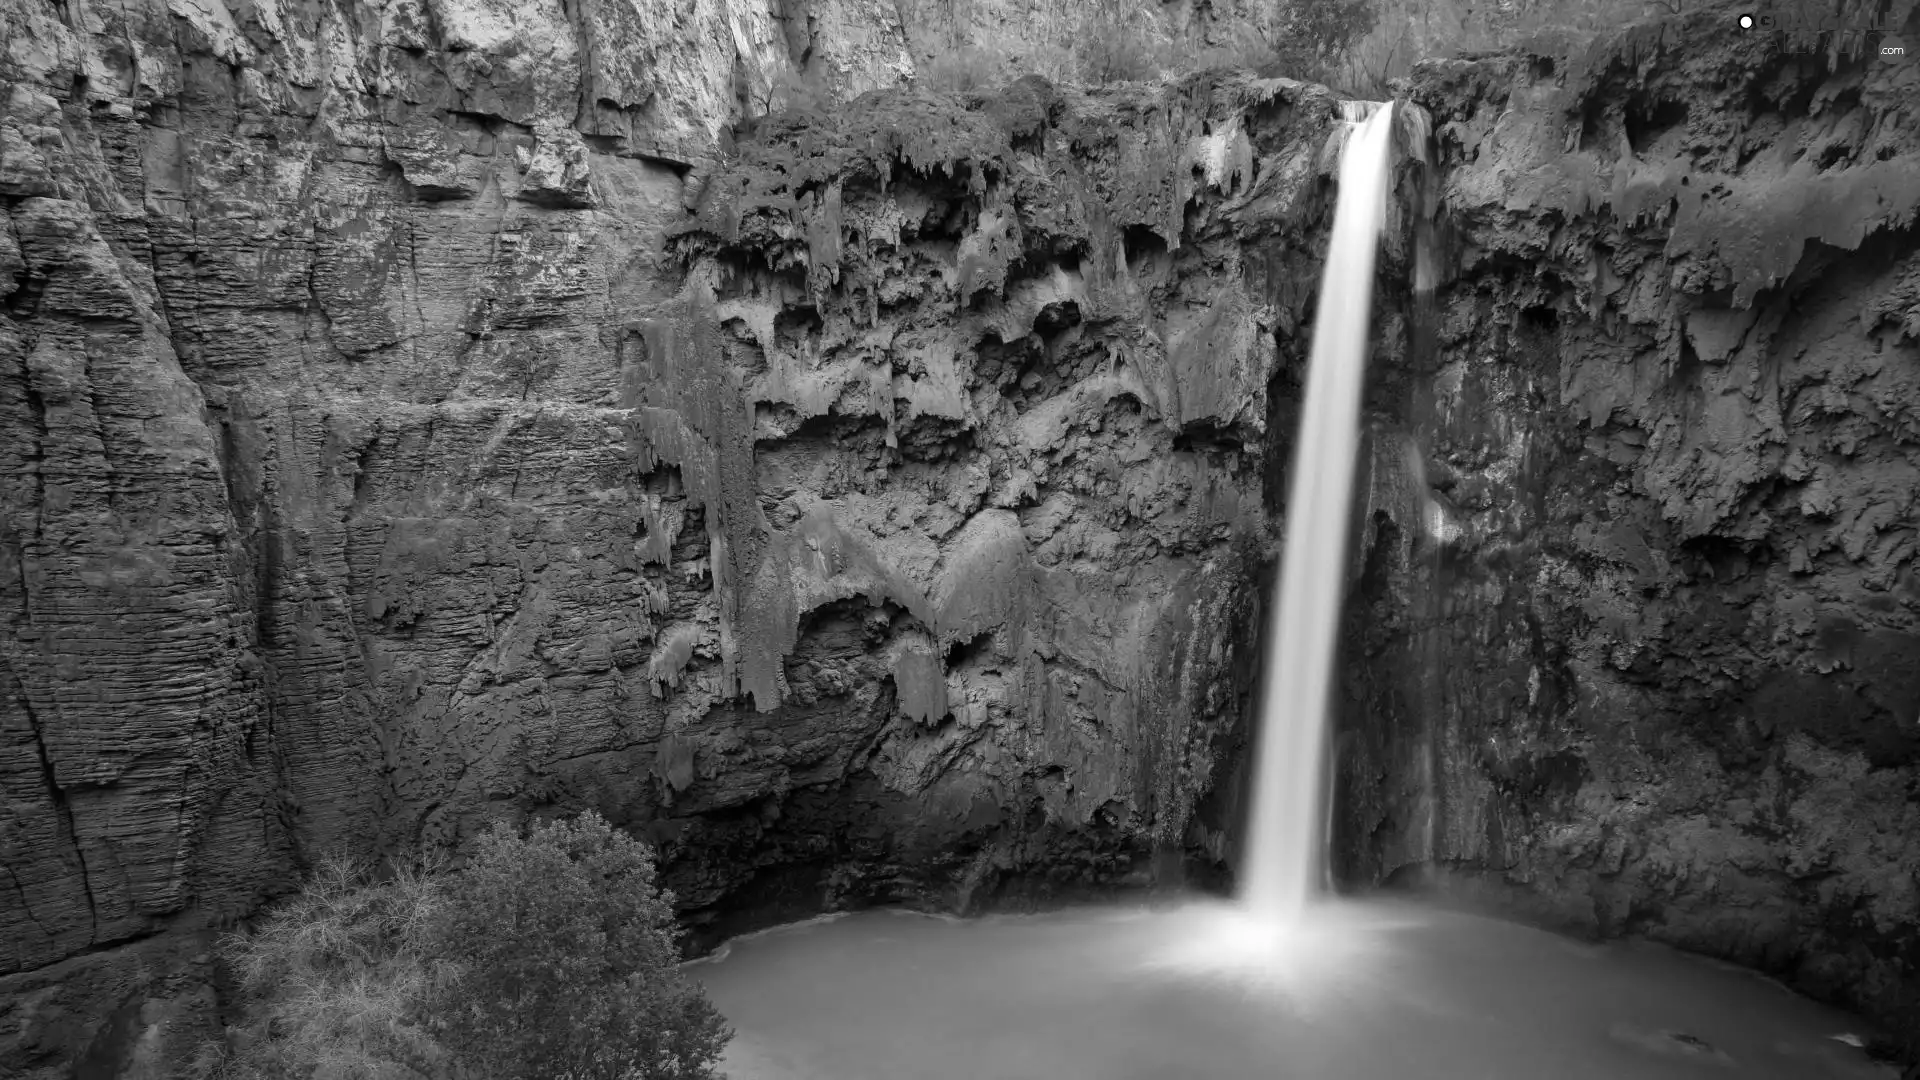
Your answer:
[1337,1,1920,1055]
[3,0,1918,1074]
[0,0,1316,1073]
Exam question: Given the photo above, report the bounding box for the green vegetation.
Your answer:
[206,855,450,1079]
[425,813,729,1080]
[199,812,729,1080]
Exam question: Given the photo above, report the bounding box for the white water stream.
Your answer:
[687,97,1899,1080]
[1239,100,1399,926]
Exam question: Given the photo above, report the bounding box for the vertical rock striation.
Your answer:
[1342,1,1920,1050]
[0,0,1342,1071]
[7,0,1915,1071]
[0,0,891,1072]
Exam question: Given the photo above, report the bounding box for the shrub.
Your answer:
[204,812,728,1080]
[206,854,449,1080]
[422,812,730,1080]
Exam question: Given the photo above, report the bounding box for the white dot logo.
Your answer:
[1738,13,1755,28]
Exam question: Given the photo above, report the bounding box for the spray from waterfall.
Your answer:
[1241,100,1398,928]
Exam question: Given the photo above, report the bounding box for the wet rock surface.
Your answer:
[0,0,1322,1073]
[658,68,1382,924]
[1339,0,1920,1056]
[3,0,1918,1073]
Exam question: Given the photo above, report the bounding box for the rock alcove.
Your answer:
[2,0,1917,1075]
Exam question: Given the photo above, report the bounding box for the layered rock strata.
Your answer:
[6,0,1919,1073]
[1336,2,1920,1053]
[0,0,1346,1072]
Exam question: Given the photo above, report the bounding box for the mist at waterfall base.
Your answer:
[686,105,1899,1080]
[695,903,1889,1080]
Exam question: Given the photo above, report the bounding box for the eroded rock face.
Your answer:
[6,0,1917,1072]
[657,72,1383,920]
[0,0,1335,1072]
[1339,4,1920,1051]
[0,0,833,988]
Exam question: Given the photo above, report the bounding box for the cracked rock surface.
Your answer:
[5,0,1919,1073]
[1340,2,1920,1053]
[0,0,1322,1073]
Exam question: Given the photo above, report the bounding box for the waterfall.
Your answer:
[1241,100,1398,927]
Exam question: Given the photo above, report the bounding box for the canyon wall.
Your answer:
[1337,1,1920,1053]
[0,0,1318,1074]
[5,0,1919,1073]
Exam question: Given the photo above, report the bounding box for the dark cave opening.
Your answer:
[1122,223,1168,270]
[1623,95,1689,156]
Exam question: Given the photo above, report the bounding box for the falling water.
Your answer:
[1241,100,1398,927]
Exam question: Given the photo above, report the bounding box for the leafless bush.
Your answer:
[192,813,726,1080]
[199,854,450,1080]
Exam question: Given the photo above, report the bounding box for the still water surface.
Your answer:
[692,899,1895,1080]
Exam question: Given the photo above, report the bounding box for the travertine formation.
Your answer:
[0,0,1318,1074]
[3,0,1918,1074]
[1340,4,1920,1053]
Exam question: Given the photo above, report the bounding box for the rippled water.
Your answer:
[691,899,1895,1080]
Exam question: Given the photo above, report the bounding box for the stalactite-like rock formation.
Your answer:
[5,0,1918,1073]
[1341,2,1920,1052]
[0,0,1344,1072]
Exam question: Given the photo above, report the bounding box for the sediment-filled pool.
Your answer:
[691,899,1896,1080]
